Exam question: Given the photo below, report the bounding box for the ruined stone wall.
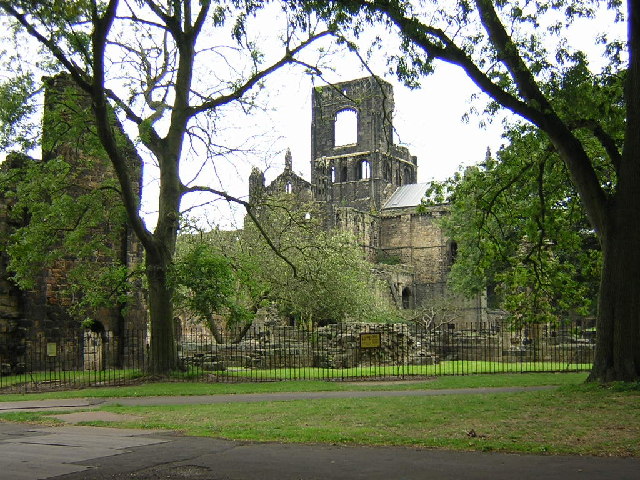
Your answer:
[379,205,485,322]
[380,206,451,285]
[248,151,312,209]
[311,76,395,159]
[310,77,418,214]
[334,207,379,259]
[372,265,415,309]
[0,74,146,373]
[264,170,312,201]
[39,74,146,335]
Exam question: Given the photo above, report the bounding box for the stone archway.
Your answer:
[402,287,413,309]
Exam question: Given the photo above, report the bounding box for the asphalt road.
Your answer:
[1,421,639,479]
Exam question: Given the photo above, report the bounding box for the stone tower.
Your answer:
[0,74,146,373]
[243,76,486,322]
[310,76,417,216]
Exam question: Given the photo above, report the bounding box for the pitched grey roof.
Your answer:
[382,183,429,210]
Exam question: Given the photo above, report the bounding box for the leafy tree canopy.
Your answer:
[423,62,623,325]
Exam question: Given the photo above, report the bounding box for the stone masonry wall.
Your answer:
[0,74,146,373]
[380,206,451,285]
[379,205,485,322]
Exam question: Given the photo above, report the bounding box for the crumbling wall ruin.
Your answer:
[0,74,146,374]
[178,321,594,374]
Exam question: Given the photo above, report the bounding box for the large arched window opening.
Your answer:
[334,109,358,147]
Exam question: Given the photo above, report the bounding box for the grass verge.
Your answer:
[2,373,638,456]
[88,382,640,457]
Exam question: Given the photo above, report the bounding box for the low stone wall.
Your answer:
[180,323,437,372]
[429,327,595,364]
[179,322,595,372]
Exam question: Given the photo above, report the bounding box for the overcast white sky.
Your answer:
[262,63,505,184]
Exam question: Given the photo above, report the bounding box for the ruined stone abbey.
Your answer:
[249,76,486,321]
[0,75,487,374]
[0,75,146,373]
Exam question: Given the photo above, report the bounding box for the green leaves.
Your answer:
[0,154,132,316]
[0,73,38,150]
[170,242,243,322]
[437,126,601,323]
[175,194,397,329]
[241,195,394,325]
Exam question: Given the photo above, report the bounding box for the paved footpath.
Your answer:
[0,386,558,413]
[0,387,639,479]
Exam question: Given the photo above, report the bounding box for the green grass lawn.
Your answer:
[92,383,639,457]
[218,361,591,380]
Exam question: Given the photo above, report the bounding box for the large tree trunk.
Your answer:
[589,182,640,382]
[589,0,640,382]
[145,251,177,375]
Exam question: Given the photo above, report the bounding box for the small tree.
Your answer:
[171,242,253,343]
[179,195,399,329]
[244,195,398,326]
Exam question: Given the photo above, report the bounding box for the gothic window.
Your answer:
[383,161,392,182]
[341,165,348,182]
[330,166,336,183]
[285,182,292,194]
[395,169,401,186]
[356,160,370,180]
[334,109,357,147]
[403,166,412,184]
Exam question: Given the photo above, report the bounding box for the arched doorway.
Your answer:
[402,287,413,309]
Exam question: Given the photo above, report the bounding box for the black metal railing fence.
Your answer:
[0,319,595,392]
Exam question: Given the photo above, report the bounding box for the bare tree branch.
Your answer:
[183,185,298,277]
[188,30,332,117]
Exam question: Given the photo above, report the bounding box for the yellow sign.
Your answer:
[360,333,381,349]
[46,343,57,357]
